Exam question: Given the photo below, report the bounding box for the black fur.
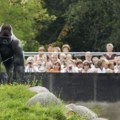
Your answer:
[0,24,24,83]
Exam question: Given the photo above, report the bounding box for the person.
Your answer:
[114,56,120,72]
[59,53,67,69]
[61,60,78,73]
[91,57,99,69]
[53,46,61,52]
[47,43,54,52]
[37,57,46,72]
[25,57,39,72]
[50,53,60,64]
[85,51,92,64]
[96,59,107,73]
[45,62,53,72]
[62,44,71,52]
[66,54,73,61]
[47,43,54,61]
[34,46,47,64]
[75,59,83,73]
[114,61,120,73]
[49,61,61,73]
[103,43,116,61]
[82,60,93,73]
[106,61,114,73]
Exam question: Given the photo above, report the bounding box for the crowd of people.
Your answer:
[25,43,120,73]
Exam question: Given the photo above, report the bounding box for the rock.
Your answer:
[27,92,61,106]
[92,118,108,120]
[29,86,49,93]
[66,104,98,120]
[75,101,120,120]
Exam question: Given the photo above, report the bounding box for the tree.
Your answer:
[64,0,120,51]
[0,0,56,51]
[43,0,120,51]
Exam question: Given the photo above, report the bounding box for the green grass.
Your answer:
[0,84,84,120]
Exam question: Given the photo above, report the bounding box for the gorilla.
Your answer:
[0,24,24,83]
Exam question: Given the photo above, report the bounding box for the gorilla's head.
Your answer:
[0,24,12,45]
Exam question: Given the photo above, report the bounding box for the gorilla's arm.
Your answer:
[12,39,25,82]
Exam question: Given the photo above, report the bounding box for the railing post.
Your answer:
[49,73,53,92]
[93,74,97,101]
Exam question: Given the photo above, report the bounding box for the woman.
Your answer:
[96,59,107,73]
[34,46,47,64]
[49,62,61,73]
[25,57,39,72]
[103,43,116,61]
[114,61,120,73]
[82,60,93,73]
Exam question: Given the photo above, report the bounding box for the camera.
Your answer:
[68,66,72,70]
[28,62,33,64]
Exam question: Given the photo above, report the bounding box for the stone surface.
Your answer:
[29,86,49,93]
[76,102,120,120]
[27,92,61,106]
[66,104,98,120]
[93,118,108,120]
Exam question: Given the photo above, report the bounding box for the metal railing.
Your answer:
[24,52,120,57]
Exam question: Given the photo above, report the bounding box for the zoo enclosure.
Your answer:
[0,52,120,102]
[25,73,120,102]
[24,52,120,102]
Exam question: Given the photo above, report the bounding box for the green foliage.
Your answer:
[64,0,120,51]
[0,0,56,51]
[38,0,71,46]
[1,0,119,51]
[91,106,102,117]
[43,0,120,51]
[0,84,85,120]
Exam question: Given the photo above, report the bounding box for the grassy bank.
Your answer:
[0,84,84,120]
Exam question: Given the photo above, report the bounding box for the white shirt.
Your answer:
[25,66,39,72]
[96,68,106,73]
